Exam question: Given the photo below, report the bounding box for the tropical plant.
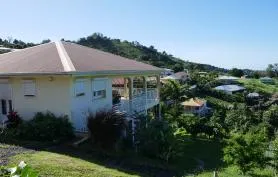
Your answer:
[223,131,268,175]
[87,108,127,149]
[160,80,189,104]
[6,111,22,128]
[0,161,38,177]
[138,119,185,162]
[177,114,202,137]
[263,105,278,139]
[272,136,278,176]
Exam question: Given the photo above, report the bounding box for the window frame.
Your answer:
[92,78,108,100]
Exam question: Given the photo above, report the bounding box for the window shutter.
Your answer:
[23,80,36,96]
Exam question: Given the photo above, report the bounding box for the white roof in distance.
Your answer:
[214,84,245,92]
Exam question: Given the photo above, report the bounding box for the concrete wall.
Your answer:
[11,76,71,120]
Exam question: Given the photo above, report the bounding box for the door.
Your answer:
[72,79,90,132]
[0,82,12,122]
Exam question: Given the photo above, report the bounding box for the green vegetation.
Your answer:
[1,111,74,143]
[9,151,138,177]
[193,166,273,177]
[239,79,278,94]
[1,161,38,177]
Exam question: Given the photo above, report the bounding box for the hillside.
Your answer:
[70,33,228,73]
[0,34,228,73]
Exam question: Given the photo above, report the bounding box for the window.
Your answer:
[74,80,85,97]
[8,100,12,112]
[22,80,36,96]
[93,90,106,99]
[92,79,107,100]
[1,99,7,115]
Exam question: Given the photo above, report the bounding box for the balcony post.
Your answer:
[143,76,148,115]
[128,77,133,113]
[124,78,128,98]
[156,75,161,120]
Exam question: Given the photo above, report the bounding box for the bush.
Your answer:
[223,131,268,175]
[16,111,74,142]
[138,119,185,162]
[87,109,127,149]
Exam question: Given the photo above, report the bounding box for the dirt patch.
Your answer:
[0,143,34,165]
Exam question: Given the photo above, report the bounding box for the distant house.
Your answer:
[260,77,274,84]
[0,41,162,132]
[173,71,189,83]
[247,92,260,98]
[181,98,209,116]
[160,75,179,83]
[214,84,245,94]
[161,71,189,84]
[161,68,174,78]
[217,75,240,84]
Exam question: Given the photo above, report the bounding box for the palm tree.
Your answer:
[160,80,189,104]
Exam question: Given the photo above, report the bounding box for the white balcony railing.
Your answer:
[115,89,159,114]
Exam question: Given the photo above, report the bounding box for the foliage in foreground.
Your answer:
[223,131,268,175]
[0,161,38,177]
[87,109,127,149]
[138,119,186,162]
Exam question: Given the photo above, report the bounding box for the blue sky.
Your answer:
[1,0,277,70]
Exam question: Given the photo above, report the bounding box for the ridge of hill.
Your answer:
[71,33,228,73]
[0,34,228,73]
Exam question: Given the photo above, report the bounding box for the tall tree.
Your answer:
[160,80,188,104]
[266,63,278,78]
[224,132,268,175]
[229,68,244,77]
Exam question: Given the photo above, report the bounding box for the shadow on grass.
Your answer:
[0,137,224,177]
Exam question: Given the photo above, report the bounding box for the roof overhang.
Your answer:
[0,69,162,77]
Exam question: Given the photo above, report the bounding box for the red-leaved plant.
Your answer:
[6,110,22,128]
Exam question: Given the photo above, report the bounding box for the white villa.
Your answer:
[0,41,162,132]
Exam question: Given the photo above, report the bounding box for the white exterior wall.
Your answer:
[70,77,113,132]
[11,76,71,120]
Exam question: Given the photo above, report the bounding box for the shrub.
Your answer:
[138,119,185,162]
[87,109,127,149]
[17,111,74,142]
[223,131,268,175]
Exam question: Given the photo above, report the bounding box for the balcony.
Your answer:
[113,88,159,114]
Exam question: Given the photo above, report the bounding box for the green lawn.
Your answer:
[4,138,274,177]
[5,138,222,177]
[9,151,139,177]
[239,79,278,94]
[194,166,273,177]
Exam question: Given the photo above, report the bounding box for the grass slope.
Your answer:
[9,151,139,177]
[239,79,278,94]
[193,166,273,177]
